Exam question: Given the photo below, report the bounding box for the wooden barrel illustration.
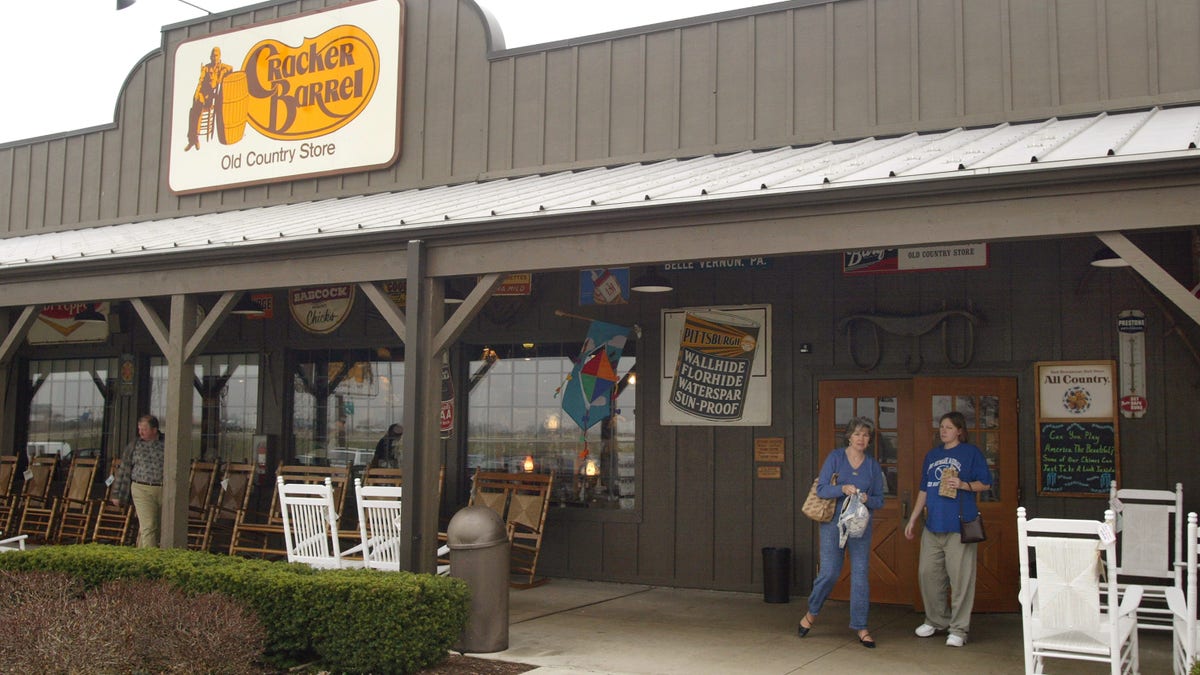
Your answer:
[216,71,249,145]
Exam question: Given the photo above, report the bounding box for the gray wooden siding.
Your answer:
[510,234,1199,593]
[6,0,1200,235]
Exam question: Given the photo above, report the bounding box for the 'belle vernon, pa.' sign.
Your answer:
[168,0,403,194]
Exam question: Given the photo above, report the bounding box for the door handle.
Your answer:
[901,489,911,520]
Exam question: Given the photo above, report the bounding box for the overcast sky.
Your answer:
[0,0,777,144]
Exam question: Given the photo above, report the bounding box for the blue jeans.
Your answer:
[806,518,872,630]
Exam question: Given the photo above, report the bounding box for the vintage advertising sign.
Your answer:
[168,0,403,194]
[1035,360,1119,497]
[661,304,771,426]
[1036,361,1116,420]
[579,268,629,305]
[243,293,276,320]
[440,357,454,438]
[492,273,533,296]
[1116,310,1148,418]
[28,302,111,344]
[843,243,989,275]
[288,284,355,334]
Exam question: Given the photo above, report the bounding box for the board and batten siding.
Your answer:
[4,0,1200,235]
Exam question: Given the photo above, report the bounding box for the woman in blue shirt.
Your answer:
[797,416,886,647]
[903,411,990,647]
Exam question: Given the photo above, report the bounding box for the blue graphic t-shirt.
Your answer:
[919,442,989,534]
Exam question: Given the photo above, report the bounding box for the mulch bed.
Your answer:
[415,654,536,674]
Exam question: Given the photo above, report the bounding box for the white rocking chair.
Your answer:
[278,476,362,570]
[1017,507,1142,675]
[355,478,404,571]
[1109,481,1183,632]
[1166,512,1199,675]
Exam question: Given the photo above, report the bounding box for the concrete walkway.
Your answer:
[472,579,1172,674]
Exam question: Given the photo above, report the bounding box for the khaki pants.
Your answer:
[130,481,162,549]
[918,528,978,639]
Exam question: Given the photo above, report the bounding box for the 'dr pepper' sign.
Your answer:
[289,284,355,334]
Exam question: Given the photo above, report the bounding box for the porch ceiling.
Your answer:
[3,105,1200,297]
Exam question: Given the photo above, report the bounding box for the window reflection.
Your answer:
[151,354,260,464]
[289,349,403,469]
[467,344,636,509]
[27,358,117,473]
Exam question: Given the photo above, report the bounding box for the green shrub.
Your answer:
[0,545,470,674]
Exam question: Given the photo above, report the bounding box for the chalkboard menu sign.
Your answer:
[1037,422,1116,494]
[1035,361,1120,497]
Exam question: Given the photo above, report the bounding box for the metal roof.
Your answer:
[4,105,1200,272]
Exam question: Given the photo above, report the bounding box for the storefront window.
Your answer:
[467,344,636,509]
[290,349,405,468]
[27,358,117,464]
[150,354,259,463]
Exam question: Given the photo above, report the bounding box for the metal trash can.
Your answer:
[762,546,791,603]
[447,505,511,652]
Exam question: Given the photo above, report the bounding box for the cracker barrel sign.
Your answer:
[168,0,403,194]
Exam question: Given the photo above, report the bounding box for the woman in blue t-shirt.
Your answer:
[797,416,886,648]
[903,411,990,648]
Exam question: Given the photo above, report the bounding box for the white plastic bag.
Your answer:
[838,494,870,548]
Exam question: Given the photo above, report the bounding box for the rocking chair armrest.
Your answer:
[1166,587,1188,617]
[0,534,28,550]
[1117,584,1144,616]
[1018,580,1039,606]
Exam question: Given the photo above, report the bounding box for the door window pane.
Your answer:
[835,394,895,497]
[931,392,999,502]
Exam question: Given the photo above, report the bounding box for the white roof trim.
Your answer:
[4,106,1199,272]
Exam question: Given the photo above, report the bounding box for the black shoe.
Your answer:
[797,613,814,637]
[858,630,876,648]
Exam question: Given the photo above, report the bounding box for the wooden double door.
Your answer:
[818,377,1018,612]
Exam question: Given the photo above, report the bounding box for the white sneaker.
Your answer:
[946,634,965,647]
[914,623,938,638]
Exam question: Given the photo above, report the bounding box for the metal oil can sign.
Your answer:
[289,284,355,334]
[168,0,403,194]
[661,305,771,426]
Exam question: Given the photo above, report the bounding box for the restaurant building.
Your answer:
[2,0,1199,611]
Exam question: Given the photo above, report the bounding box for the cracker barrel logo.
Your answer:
[182,26,379,151]
[244,26,379,139]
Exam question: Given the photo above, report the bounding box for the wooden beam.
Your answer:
[432,273,504,355]
[359,281,407,343]
[130,298,170,355]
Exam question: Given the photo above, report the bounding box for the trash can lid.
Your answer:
[447,505,509,549]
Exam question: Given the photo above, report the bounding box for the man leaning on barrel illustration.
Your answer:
[184,46,233,152]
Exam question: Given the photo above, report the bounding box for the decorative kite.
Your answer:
[559,320,631,433]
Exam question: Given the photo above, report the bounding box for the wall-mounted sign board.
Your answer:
[1035,361,1119,497]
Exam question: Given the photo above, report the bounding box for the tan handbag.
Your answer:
[801,473,838,523]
